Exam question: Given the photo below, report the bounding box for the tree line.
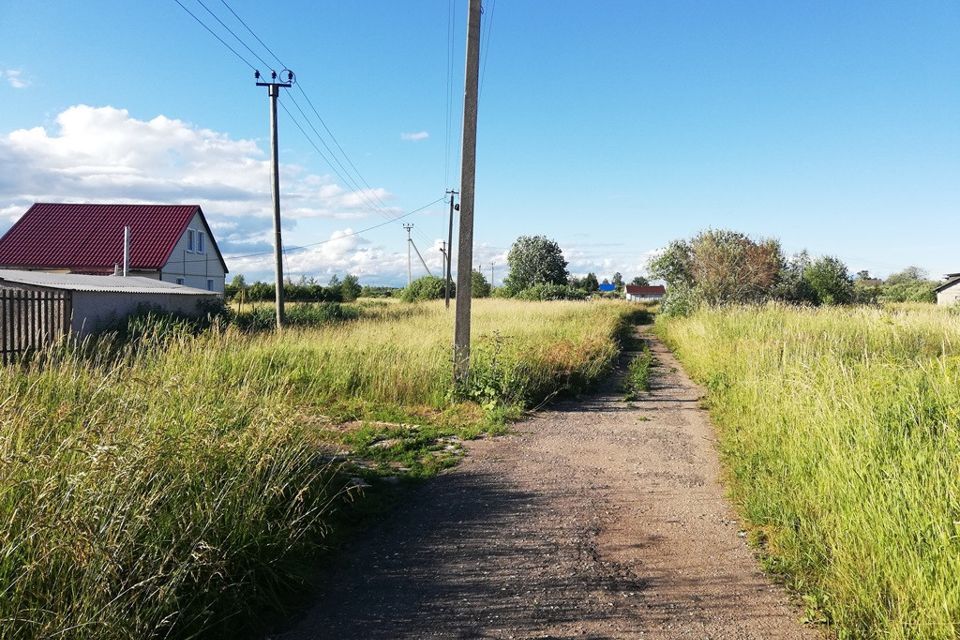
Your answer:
[649,229,939,316]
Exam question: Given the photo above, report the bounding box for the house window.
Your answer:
[197,232,205,254]
[176,278,185,285]
[207,279,214,291]
[187,229,195,252]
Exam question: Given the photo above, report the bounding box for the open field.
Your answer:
[657,304,960,639]
[0,299,641,640]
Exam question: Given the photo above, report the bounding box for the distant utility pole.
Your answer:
[256,69,295,329]
[403,223,414,287]
[453,0,482,385]
[490,261,494,287]
[445,190,459,309]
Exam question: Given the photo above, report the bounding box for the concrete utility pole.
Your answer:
[453,0,482,385]
[256,69,295,329]
[403,224,414,286]
[445,190,459,309]
[490,261,494,287]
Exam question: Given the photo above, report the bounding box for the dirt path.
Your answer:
[275,331,820,639]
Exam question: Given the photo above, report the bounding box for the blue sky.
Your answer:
[1,0,958,284]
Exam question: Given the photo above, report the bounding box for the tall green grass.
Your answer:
[657,304,960,639]
[0,299,636,639]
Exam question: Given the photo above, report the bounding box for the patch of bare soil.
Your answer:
[273,330,821,639]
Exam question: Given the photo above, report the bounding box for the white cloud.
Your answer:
[400,131,429,142]
[0,104,399,258]
[2,69,27,89]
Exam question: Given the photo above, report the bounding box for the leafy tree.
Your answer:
[648,240,694,289]
[225,274,247,300]
[855,270,872,281]
[611,272,624,292]
[401,275,453,302]
[880,267,936,303]
[340,274,361,302]
[503,235,569,293]
[471,269,491,298]
[630,276,649,287]
[650,230,783,314]
[582,272,599,292]
[651,230,781,306]
[803,256,853,305]
[328,274,341,288]
[886,266,928,285]
[772,251,818,304]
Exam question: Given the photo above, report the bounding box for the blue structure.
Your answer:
[598,283,616,292]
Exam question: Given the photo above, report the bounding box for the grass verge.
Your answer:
[657,303,960,639]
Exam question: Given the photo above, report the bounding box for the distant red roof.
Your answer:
[625,284,666,296]
[0,203,227,274]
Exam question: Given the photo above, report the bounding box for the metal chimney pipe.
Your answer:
[122,226,131,277]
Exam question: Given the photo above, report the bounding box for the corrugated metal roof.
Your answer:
[0,269,217,295]
[934,277,960,293]
[0,203,227,274]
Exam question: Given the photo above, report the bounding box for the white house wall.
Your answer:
[937,283,960,306]
[159,212,226,293]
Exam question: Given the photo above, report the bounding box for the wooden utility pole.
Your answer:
[256,69,294,329]
[445,190,458,309]
[453,0,482,385]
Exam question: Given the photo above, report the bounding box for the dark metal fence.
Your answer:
[0,288,72,364]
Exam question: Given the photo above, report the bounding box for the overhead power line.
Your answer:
[479,0,497,97]
[170,195,447,266]
[172,0,446,253]
[206,0,427,239]
[278,96,429,242]
[193,0,276,72]
[218,0,286,69]
[228,196,447,263]
[172,0,256,69]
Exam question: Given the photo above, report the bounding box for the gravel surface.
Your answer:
[275,331,821,639]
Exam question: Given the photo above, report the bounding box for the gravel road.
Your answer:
[275,331,821,639]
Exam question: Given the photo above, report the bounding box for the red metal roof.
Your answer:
[625,284,666,295]
[0,203,224,274]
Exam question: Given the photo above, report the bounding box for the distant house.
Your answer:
[935,273,960,306]
[625,284,666,302]
[0,203,228,293]
[0,269,220,337]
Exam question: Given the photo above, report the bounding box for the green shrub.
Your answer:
[515,283,587,301]
[232,302,360,331]
[401,275,454,302]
